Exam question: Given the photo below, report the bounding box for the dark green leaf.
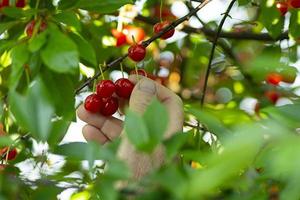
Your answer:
[53,11,81,32]
[41,25,79,74]
[76,0,132,13]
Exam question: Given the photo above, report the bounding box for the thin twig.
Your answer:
[200,0,237,107]
[75,0,212,94]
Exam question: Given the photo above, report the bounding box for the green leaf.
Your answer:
[238,0,250,5]
[187,107,231,137]
[164,132,188,161]
[0,21,19,35]
[69,33,97,67]
[143,99,168,147]
[0,136,13,147]
[76,0,132,13]
[9,77,55,141]
[124,110,150,152]
[53,11,81,32]
[28,31,48,52]
[259,1,284,38]
[41,25,79,74]
[58,0,80,10]
[1,7,35,19]
[289,10,300,39]
[9,43,30,87]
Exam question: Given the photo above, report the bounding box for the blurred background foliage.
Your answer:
[0,0,300,199]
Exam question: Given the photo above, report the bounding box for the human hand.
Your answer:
[77,76,184,178]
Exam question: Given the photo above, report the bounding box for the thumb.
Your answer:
[129,78,157,114]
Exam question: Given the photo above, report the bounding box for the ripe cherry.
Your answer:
[25,20,47,37]
[115,78,135,99]
[7,148,17,160]
[96,80,116,98]
[266,73,283,85]
[16,0,26,8]
[289,0,300,8]
[265,91,280,104]
[123,26,146,45]
[84,94,103,113]
[0,0,9,8]
[128,44,146,62]
[100,97,119,116]
[111,29,127,47]
[130,69,148,77]
[153,21,175,39]
[276,2,288,16]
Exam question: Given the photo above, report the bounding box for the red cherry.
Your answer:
[276,2,288,16]
[130,69,148,77]
[112,29,127,47]
[266,73,283,85]
[100,97,119,116]
[1,0,9,7]
[265,91,280,104]
[96,80,116,98]
[115,78,135,99]
[25,20,47,37]
[84,94,103,113]
[7,148,17,160]
[153,21,175,39]
[289,0,300,8]
[16,0,26,8]
[128,44,146,62]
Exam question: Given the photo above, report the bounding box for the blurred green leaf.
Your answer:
[76,0,132,13]
[53,11,81,32]
[164,132,188,161]
[289,10,300,39]
[28,31,48,52]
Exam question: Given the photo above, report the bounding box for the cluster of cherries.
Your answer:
[84,78,135,116]
[276,0,300,16]
[0,0,25,8]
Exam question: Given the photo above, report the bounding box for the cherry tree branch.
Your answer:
[75,0,212,94]
[135,15,289,41]
[200,0,237,107]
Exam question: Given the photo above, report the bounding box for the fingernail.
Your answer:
[138,79,156,94]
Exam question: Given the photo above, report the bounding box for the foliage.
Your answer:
[0,0,300,199]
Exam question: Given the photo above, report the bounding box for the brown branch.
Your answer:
[201,0,237,107]
[135,15,289,41]
[75,0,212,94]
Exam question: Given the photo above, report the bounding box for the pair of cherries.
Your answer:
[276,0,300,16]
[25,20,47,37]
[84,78,135,116]
[127,21,175,62]
[0,0,25,8]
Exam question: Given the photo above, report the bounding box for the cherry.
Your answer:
[128,44,146,62]
[265,91,280,104]
[115,78,135,99]
[153,21,175,39]
[289,0,300,8]
[100,97,119,116]
[7,148,17,160]
[130,69,148,77]
[111,29,127,47]
[123,26,146,45]
[276,2,288,15]
[96,80,116,98]
[16,0,25,8]
[0,0,9,8]
[266,73,283,85]
[25,20,47,37]
[84,94,103,113]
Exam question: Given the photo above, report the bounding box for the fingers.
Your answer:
[129,78,157,114]
[82,125,109,144]
[128,75,184,138]
[77,105,123,141]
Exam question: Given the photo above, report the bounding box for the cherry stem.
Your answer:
[132,35,137,44]
[134,64,139,81]
[5,146,10,163]
[120,63,124,78]
[99,64,105,80]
